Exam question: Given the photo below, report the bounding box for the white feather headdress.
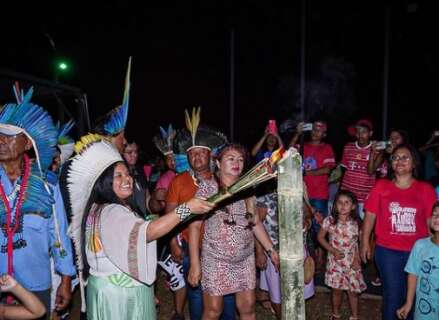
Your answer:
[153,124,176,156]
[66,134,123,311]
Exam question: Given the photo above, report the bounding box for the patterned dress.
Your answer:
[322,216,366,293]
[197,179,256,296]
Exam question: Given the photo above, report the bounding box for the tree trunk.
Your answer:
[277,149,305,320]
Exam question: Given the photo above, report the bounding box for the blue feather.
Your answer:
[103,58,131,135]
[160,126,167,140]
[0,163,54,218]
[0,88,57,174]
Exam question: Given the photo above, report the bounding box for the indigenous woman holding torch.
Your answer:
[188,143,280,320]
[66,135,214,320]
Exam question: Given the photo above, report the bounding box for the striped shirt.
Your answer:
[340,142,375,203]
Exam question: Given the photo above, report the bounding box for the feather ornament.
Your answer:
[67,139,123,278]
[73,133,105,154]
[103,57,132,135]
[184,106,201,146]
[153,124,176,155]
[0,86,57,175]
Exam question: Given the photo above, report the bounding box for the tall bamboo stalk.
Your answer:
[278,149,305,319]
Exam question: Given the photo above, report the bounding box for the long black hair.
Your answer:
[80,161,138,279]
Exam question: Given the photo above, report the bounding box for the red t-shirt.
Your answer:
[303,143,336,200]
[364,179,437,252]
[340,142,375,203]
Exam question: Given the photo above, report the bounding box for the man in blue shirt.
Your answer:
[0,88,75,319]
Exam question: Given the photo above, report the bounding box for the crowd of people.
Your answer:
[1,61,438,320]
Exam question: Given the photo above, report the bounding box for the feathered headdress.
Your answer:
[0,84,62,256]
[56,120,75,165]
[96,57,131,136]
[177,106,228,153]
[172,107,228,172]
[174,126,228,155]
[0,86,58,175]
[153,124,176,156]
[185,107,201,151]
[67,133,123,312]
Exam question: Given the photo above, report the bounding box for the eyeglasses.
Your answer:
[390,155,411,162]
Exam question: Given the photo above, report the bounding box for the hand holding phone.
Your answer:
[266,120,278,135]
[302,123,313,131]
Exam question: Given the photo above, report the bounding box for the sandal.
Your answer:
[330,314,341,319]
[371,277,382,287]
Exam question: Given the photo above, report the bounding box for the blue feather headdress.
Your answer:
[0,85,57,249]
[102,57,132,136]
[0,86,58,175]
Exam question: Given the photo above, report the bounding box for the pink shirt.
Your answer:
[303,143,336,200]
[155,170,176,191]
[364,179,436,252]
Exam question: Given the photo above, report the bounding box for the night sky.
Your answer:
[1,1,438,160]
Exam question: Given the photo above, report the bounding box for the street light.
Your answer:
[58,62,68,71]
[54,59,70,82]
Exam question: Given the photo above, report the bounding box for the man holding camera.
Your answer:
[289,120,336,267]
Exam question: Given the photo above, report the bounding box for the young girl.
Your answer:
[317,190,366,320]
[396,202,439,320]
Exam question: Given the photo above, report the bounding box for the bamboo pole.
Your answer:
[277,149,305,319]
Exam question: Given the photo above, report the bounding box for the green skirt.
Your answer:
[86,274,156,320]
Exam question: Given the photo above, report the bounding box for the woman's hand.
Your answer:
[0,274,18,292]
[396,302,412,319]
[313,210,324,225]
[269,250,280,272]
[360,241,371,263]
[188,263,201,287]
[296,122,304,135]
[332,249,345,260]
[352,254,361,271]
[186,198,215,215]
[256,250,268,270]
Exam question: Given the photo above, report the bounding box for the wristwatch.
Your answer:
[176,203,191,221]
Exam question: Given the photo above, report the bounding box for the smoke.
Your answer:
[275,57,357,136]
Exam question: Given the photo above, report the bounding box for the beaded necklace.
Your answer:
[0,154,31,276]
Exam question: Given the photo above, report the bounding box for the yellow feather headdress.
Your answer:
[184,106,201,147]
[174,107,228,154]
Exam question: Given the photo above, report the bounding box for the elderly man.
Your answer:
[0,88,75,319]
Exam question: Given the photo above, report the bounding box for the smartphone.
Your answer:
[302,123,313,131]
[267,120,278,135]
[375,141,390,150]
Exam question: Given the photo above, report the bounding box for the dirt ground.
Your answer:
[67,272,382,319]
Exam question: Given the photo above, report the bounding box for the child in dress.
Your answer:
[396,202,439,320]
[318,190,366,320]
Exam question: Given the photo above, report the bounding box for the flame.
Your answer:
[269,147,285,166]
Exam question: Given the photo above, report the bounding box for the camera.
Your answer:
[375,140,391,150]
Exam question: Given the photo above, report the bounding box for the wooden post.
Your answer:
[277,149,305,320]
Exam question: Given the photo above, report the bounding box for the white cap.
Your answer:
[0,123,25,136]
